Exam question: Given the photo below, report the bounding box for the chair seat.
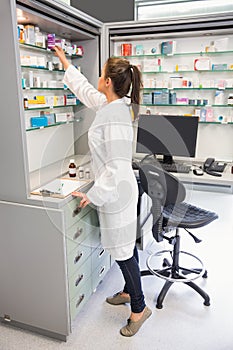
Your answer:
[163,202,218,229]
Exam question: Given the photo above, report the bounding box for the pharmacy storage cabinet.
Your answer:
[0,0,110,341]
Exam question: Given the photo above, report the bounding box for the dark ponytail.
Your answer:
[130,64,143,119]
[104,57,143,119]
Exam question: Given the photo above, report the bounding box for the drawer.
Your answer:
[66,209,99,254]
[67,238,92,277]
[70,277,92,321]
[92,254,110,293]
[63,197,91,229]
[91,246,108,271]
[68,258,92,301]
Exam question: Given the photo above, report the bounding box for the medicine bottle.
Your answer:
[69,159,76,177]
[23,97,28,109]
[35,26,45,47]
[85,168,90,180]
[78,166,84,179]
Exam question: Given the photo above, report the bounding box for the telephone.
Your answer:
[203,158,227,177]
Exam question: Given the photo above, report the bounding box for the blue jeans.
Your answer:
[116,246,146,313]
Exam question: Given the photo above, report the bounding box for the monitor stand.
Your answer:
[162,155,173,164]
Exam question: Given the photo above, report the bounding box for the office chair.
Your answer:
[139,161,218,309]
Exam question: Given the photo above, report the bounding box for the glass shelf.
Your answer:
[141,70,233,74]
[141,104,233,108]
[143,87,233,91]
[19,42,83,58]
[23,87,69,91]
[24,104,79,111]
[21,65,65,72]
[26,120,76,132]
[199,121,233,125]
[117,50,233,59]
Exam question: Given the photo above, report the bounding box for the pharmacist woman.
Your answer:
[54,46,152,337]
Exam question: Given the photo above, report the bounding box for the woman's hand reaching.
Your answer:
[71,191,91,208]
[53,45,70,70]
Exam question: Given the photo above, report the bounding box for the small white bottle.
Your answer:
[85,168,90,180]
[35,26,44,47]
[29,71,34,88]
[78,166,84,179]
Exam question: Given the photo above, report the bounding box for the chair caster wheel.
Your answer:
[156,304,163,309]
[162,258,170,268]
[202,271,208,278]
[204,301,210,306]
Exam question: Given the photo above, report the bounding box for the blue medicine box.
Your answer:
[31,116,48,128]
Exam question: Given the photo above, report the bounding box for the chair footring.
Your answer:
[146,249,205,283]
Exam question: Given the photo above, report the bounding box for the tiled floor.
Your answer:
[0,190,233,350]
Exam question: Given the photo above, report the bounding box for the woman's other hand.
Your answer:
[54,45,70,70]
[71,191,91,208]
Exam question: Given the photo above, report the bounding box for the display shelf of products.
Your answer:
[21,65,65,72]
[141,69,233,74]
[143,87,233,91]
[26,119,78,131]
[23,87,69,91]
[19,42,83,58]
[19,25,85,132]
[199,121,233,124]
[141,103,232,107]
[118,50,233,59]
[24,104,79,111]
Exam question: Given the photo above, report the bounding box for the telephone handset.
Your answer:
[203,158,226,177]
[203,158,215,170]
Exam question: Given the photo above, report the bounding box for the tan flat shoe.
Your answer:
[106,292,130,305]
[120,306,152,337]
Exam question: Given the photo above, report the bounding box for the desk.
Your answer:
[134,160,233,194]
[173,164,233,194]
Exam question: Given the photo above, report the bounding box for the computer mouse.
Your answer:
[193,168,204,176]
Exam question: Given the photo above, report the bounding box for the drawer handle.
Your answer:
[99,249,105,258]
[99,266,105,277]
[73,206,82,217]
[74,252,83,264]
[76,294,85,308]
[75,274,84,287]
[73,228,83,240]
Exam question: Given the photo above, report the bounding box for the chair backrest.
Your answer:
[139,162,186,242]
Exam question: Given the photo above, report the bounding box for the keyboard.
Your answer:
[161,163,191,173]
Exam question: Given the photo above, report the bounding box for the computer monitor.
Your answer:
[136,114,199,164]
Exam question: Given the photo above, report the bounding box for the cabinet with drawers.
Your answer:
[63,196,111,326]
[0,194,111,341]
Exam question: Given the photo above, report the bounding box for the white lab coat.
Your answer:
[64,65,138,260]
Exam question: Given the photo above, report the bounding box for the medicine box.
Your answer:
[143,58,161,72]
[212,64,227,71]
[161,41,176,55]
[31,116,48,127]
[152,90,169,105]
[143,93,152,104]
[55,112,74,123]
[40,112,55,125]
[194,58,210,70]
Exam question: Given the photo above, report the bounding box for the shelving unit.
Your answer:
[116,48,233,119]
[0,0,111,342]
[108,31,233,161]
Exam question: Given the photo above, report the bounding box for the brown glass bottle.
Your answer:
[69,159,76,177]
